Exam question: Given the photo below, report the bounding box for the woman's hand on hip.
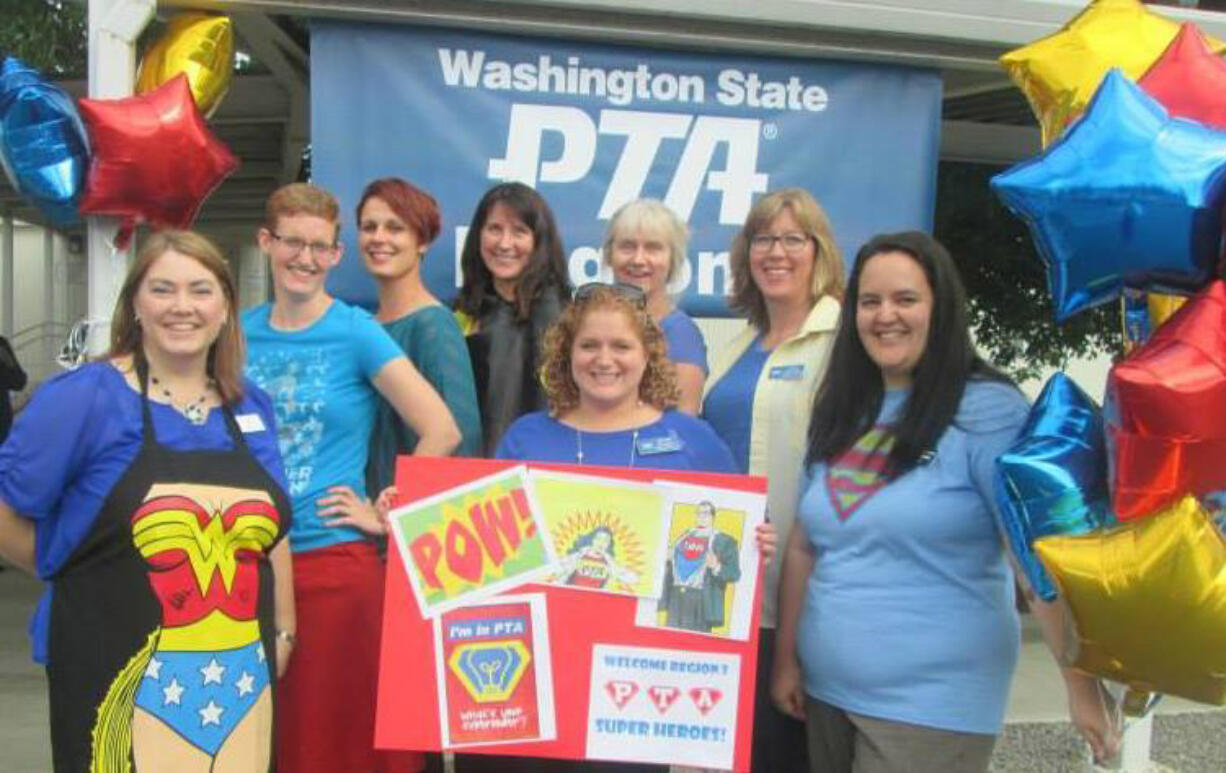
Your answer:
[316,485,386,537]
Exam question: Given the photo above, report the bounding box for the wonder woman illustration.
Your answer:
[558,526,640,591]
[92,482,281,771]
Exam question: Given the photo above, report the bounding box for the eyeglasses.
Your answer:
[268,231,339,258]
[749,232,812,254]
[573,281,648,308]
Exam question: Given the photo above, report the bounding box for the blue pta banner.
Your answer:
[311,22,942,316]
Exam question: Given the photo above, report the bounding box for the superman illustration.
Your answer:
[659,501,740,633]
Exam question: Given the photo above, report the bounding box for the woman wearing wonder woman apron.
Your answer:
[0,231,294,771]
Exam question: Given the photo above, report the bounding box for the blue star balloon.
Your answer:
[996,373,1115,601]
[992,69,1226,321]
[0,57,90,226]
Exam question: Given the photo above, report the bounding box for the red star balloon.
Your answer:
[78,73,238,243]
[1140,23,1226,130]
[1106,280,1226,520]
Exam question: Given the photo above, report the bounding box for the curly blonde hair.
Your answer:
[539,286,680,415]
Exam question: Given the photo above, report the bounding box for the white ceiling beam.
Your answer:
[158,0,1226,71]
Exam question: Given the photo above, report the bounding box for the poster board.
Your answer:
[376,457,766,771]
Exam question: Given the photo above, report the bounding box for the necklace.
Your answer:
[575,427,638,468]
[150,374,214,426]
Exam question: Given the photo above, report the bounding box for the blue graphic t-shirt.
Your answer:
[796,382,1029,735]
[244,300,402,553]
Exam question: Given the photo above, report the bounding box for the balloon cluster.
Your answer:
[992,0,1226,710]
[1,13,236,241]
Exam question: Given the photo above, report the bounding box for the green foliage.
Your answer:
[0,0,88,77]
[934,161,1121,382]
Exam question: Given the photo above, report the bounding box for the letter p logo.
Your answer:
[489,104,596,186]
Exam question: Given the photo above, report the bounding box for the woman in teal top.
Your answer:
[359,177,484,493]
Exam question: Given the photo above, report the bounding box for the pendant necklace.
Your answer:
[575,427,639,468]
[150,374,214,426]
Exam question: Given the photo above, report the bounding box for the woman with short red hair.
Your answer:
[358,177,484,494]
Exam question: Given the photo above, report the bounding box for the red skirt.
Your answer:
[276,540,422,773]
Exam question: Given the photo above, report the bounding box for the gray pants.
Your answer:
[805,696,996,773]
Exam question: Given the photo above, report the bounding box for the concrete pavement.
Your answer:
[1,567,1222,772]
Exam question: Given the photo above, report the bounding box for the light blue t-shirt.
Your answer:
[796,381,1029,735]
[702,337,769,473]
[660,309,708,374]
[496,410,736,473]
[244,300,402,553]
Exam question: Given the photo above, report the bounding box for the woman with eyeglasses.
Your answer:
[485,283,775,773]
[243,183,461,773]
[454,182,571,456]
[602,199,706,415]
[702,188,844,773]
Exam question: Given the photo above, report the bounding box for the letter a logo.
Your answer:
[688,687,722,716]
[605,680,639,709]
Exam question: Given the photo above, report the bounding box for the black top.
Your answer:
[465,291,565,456]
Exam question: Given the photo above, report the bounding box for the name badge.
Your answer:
[637,430,683,455]
[235,413,267,433]
[769,364,805,381]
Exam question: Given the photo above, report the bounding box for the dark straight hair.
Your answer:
[805,231,1012,478]
[454,182,570,321]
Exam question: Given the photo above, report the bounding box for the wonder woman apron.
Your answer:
[46,372,290,772]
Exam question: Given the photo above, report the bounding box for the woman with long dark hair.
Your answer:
[454,182,571,455]
[773,232,1118,773]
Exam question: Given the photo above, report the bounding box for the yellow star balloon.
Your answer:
[1148,292,1186,331]
[1000,0,1225,146]
[1035,496,1226,705]
[136,13,234,117]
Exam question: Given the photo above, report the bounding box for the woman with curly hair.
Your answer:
[496,283,732,472]
[488,284,775,772]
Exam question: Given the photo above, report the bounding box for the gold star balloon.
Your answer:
[1035,497,1226,705]
[135,13,234,117]
[1000,0,1224,146]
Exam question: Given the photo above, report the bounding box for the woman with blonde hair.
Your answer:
[0,230,293,771]
[602,199,706,414]
[702,187,844,772]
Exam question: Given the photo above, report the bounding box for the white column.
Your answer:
[85,0,155,354]
[43,226,56,363]
[2,207,13,339]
